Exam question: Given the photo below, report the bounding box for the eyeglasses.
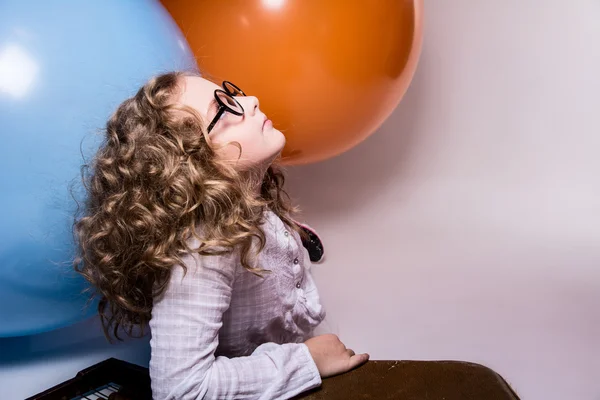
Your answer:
[206,81,246,134]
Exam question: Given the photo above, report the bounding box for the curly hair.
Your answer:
[74,72,304,341]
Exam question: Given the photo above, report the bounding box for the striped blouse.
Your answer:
[149,210,326,399]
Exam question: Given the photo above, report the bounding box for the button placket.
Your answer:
[292,256,301,273]
[293,257,303,288]
[282,224,302,289]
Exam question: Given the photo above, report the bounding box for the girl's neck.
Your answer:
[245,162,271,197]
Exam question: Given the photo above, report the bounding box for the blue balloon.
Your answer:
[0,0,197,337]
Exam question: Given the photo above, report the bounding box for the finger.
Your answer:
[348,353,370,370]
[346,348,356,357]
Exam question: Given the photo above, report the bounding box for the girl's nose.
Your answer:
[240,96,259,116]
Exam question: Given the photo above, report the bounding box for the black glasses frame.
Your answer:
[206,81,246,133]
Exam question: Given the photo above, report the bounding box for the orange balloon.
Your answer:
[163,0,423,165]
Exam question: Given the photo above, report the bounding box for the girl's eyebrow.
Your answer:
[207,97,219,117]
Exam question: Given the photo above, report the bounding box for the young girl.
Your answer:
[74,72,369,399]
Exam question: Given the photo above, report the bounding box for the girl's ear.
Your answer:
[297,223,325,263]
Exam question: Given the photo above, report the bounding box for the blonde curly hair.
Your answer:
[74,72,303,341]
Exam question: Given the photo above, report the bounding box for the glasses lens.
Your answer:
[216,91,244,114]
[223,81,245,97]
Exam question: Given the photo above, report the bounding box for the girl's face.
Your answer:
[178,76,286,168]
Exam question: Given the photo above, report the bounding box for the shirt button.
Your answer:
[296,282,301,288]
[284,231,289,237]
[293,258,299,264]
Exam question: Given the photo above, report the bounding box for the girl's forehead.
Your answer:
[178,76,220,117]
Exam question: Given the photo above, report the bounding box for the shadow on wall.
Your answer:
[285,46,432,221]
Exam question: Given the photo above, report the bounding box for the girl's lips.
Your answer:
[263,118,272,130]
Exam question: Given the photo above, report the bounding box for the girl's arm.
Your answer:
[149,250,321,400]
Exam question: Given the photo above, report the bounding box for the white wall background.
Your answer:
[1,1,599,399]
[288,1,600,399]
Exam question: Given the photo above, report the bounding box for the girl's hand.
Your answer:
[304,334,370,378]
